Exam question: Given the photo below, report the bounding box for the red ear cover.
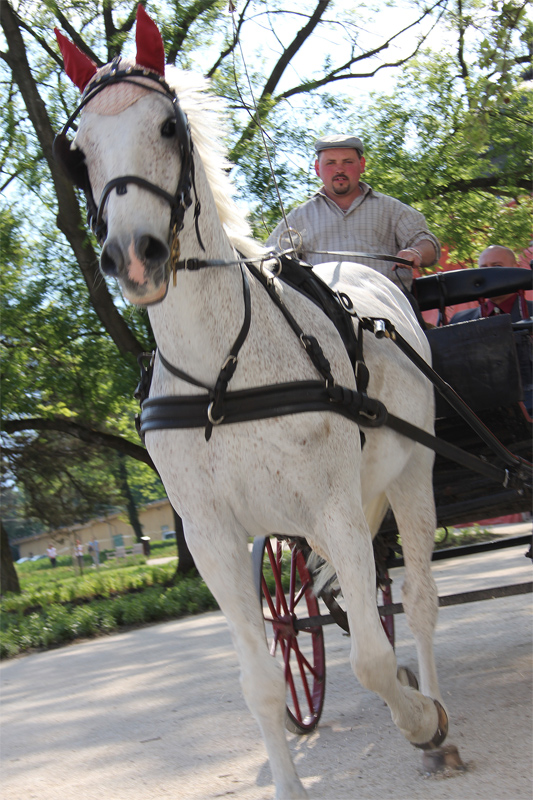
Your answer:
[135,4,166,76]
[55,28,98,92]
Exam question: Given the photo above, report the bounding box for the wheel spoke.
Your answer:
[293,579,311,608]
[258,537,326,733]
[289,548,297,613]
[292,637,323,682]
[265,539,290,617]
[261,575,279,621]
[270,628,280,658]
[291,639,315,713]
[281,636,303,721]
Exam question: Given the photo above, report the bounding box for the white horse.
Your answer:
[56,9,447,798]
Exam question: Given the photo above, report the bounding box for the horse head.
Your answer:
[55,5,192,305]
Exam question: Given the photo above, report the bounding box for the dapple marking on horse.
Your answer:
[56,7,449,797]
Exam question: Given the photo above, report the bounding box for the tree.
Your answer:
[348,1,532,263]
[1,519,21,594]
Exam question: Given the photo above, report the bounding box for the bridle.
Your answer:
[53,58,204,261]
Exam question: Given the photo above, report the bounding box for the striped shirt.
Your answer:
[266,183,440,289]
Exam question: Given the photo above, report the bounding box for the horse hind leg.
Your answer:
[386,446,442,704]
[183,518,307,800]
[319,495,446,750]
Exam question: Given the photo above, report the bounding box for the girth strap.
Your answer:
[139,380,386,434]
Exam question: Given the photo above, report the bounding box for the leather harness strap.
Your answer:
[135,257,531,492]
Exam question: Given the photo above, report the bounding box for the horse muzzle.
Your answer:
[100,233,171,305]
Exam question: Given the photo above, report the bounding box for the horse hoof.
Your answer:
[397,666,419,690]
[422,743,466,773]
[412,699,448,750]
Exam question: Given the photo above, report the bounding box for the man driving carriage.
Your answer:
[266,134,440,290]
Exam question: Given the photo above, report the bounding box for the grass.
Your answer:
[1,548,217,660]
[433,523,511,550]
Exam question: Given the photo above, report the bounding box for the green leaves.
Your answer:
[347,36,532,263]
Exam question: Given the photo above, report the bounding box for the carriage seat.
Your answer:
[424,315,524,417]
[412,267,532,312]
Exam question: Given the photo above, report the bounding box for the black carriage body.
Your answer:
[379,268,532,540]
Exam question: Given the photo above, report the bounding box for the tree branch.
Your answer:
[431,173,531,197]
[3,417,155,468]
[166,0,221,65]
[53,8,104,66]
[206,0,252,78]
[231,0,447,155]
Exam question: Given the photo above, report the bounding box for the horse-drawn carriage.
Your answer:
[54,9,532,796]
[252,263,532,735]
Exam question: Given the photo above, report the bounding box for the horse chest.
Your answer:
[146,414,360,530]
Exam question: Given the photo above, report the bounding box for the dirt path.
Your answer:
[1,537,531,800]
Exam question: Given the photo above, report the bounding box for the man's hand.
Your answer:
[395,247,422,269]
[394,239,437,270]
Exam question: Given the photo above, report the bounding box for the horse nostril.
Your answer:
[100,240,124,277]
[136,235,169,268]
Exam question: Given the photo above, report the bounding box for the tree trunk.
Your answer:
[1,0,146,359]
[173,508,198,577]
[1,520,21,595]
[117,454,144,543]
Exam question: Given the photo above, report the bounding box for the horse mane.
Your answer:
[165,67,265,260]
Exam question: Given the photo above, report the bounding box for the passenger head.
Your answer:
[478,246,518,305]
[478,245,517,269]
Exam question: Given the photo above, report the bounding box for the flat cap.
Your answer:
[315,134,364,156]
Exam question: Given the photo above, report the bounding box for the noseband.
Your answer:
[53,58,204,258]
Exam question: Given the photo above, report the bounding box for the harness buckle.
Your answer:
[207,401,225,425]
[221,354,238,371]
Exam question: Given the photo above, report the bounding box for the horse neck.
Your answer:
[147,157,249,386]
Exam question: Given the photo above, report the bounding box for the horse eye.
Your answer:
[161,118,176,138]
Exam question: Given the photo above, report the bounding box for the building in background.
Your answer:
[16,498,175,559]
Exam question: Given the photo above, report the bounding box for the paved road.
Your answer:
[2,535,531,800]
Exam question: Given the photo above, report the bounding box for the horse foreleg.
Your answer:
[183,518,307,800]
[320,498,445,749]
[386,447,442,703]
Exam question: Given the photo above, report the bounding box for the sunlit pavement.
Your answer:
[1,524,531,800]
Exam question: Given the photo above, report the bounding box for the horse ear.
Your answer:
[55,28,98,92]
[135,4,166,76]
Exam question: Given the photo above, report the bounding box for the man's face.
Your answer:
[315,148,365,198]
[478,247,517,304]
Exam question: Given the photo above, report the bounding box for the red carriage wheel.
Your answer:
[253,537,326,735]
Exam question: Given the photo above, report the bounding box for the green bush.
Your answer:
[46,605,75,643]
[0,572,219,660]
[70,606,99,638]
